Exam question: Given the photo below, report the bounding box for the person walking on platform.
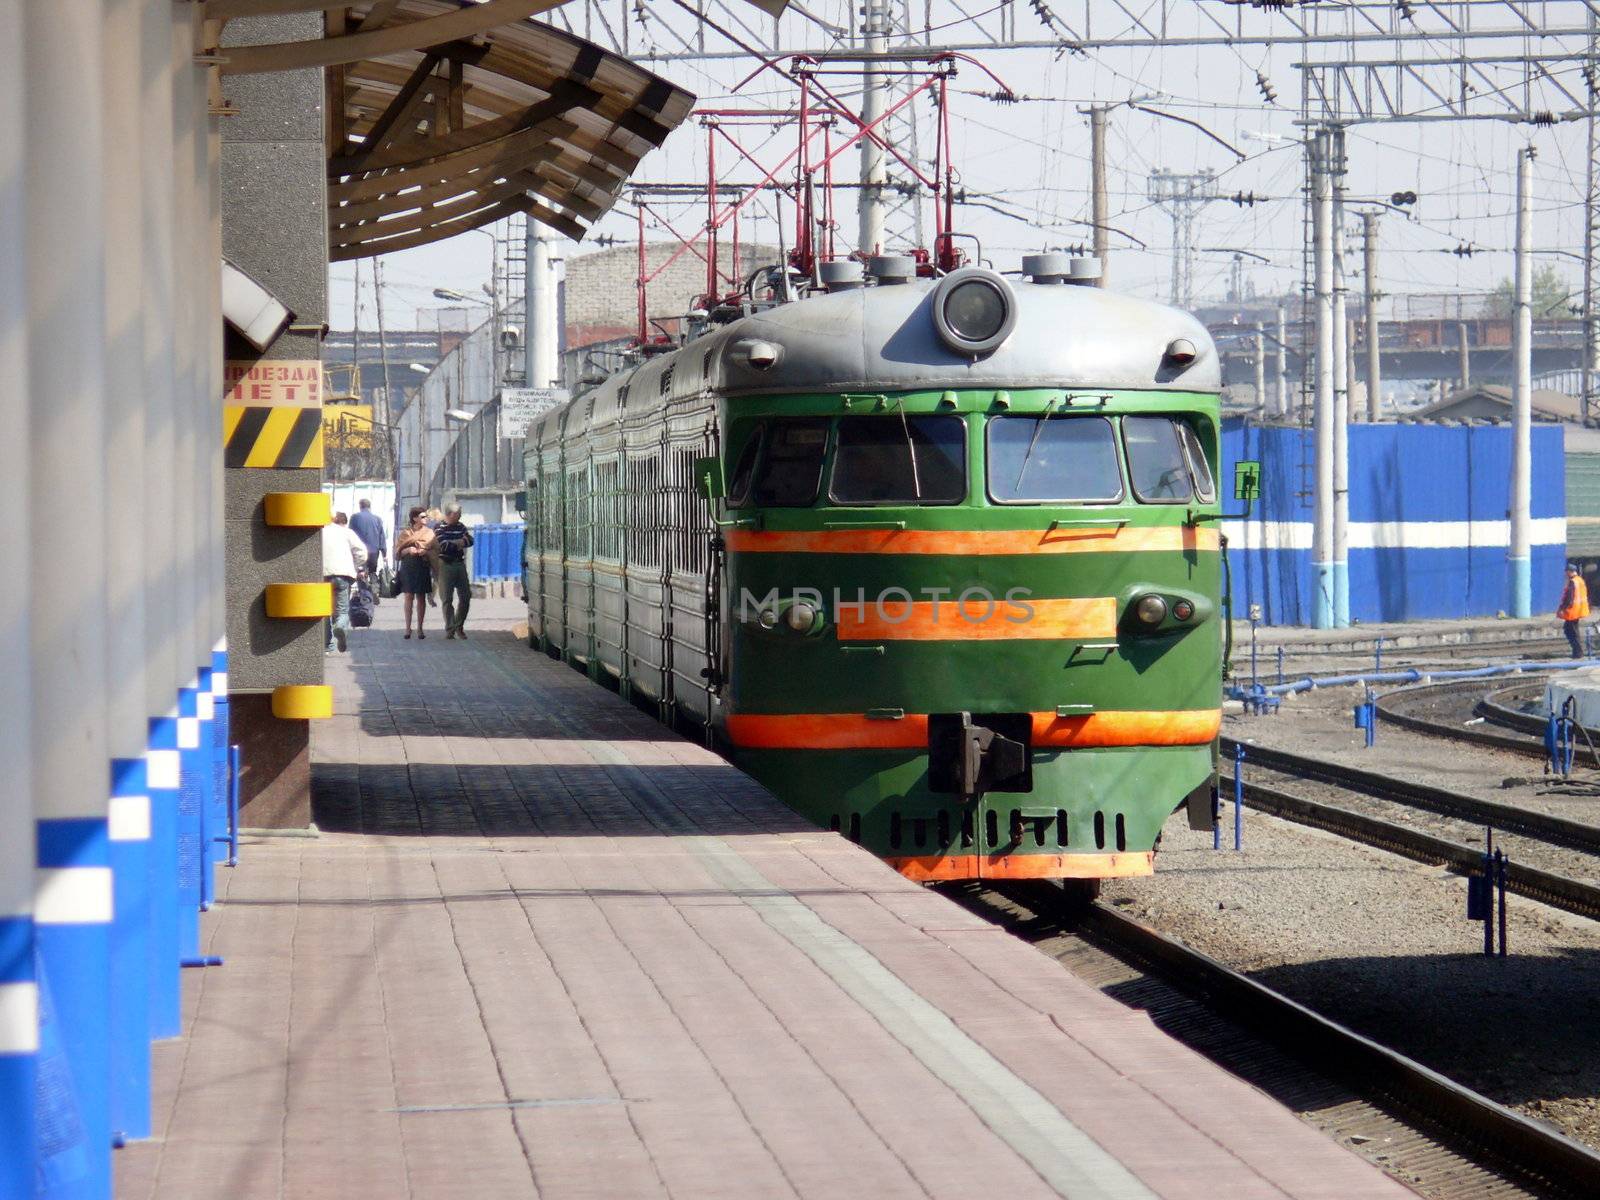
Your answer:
[322,512,368,654]
[349,497,386,594]
[435,504,475,639]
[396,506,437,639]
[1558,562,1591,658]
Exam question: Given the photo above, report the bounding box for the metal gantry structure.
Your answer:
[545,0,1599,632]
[1147,168,1220,310]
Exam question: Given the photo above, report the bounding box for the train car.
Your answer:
[522,253,1225,884]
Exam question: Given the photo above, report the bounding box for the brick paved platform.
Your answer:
[116,598,1414,1199]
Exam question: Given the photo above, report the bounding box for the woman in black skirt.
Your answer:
[394,506,437,639]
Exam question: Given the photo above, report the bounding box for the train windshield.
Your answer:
[829,414,966,505]
[1124,415,1208,503]
[986,415,1122,503]
[744,418,830,507]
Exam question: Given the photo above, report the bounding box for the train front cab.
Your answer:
[711,386,1226,883]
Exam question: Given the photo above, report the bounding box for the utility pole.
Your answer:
[1510,145,1534,619]
[1585,9,1598,424]
[526,221,558,389]
[1311,128,1337,630]
[1458,321,1471,389]
[1362,211,1381,422]
[1331,145,1350,628]
[1253,323,1266,412]
[1089,104,1109,286]
[373,259,394,478]
[858,0,889,255]
[1276,305,1288,418]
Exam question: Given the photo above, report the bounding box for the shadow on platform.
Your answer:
[311,761,816,839]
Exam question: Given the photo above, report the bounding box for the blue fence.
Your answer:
[471,523,523,580]
[1221,420,1568,625]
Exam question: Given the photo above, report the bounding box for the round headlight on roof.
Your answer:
[931,268,1017,356]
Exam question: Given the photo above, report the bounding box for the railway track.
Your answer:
[951,883,1600,1200]
[1375,678,1553,758]
[1218,737,1600,854]
[1216,738,1600,920]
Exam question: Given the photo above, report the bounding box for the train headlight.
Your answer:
[758,607,780,629]
[1172,599,1195,622]
[1135,594,1168,626]
[931,268,1017,356]
[786,601,819,632]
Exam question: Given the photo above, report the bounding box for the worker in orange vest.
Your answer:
[1558,562,1591,658]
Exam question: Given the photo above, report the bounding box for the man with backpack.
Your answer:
[434,504,475,640]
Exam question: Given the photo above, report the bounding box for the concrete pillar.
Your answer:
[527,223,559,388]
[206,58,231,879]
[1363,211,1382,422]
[1458,321,1471,389]
[170,7,204,960]
[219,11,329,826]
[24,1,114,1191]
[102,0,154,1140]
[1090,105,1109,287]
[140,0,183,1041]
[1253,324,1266,412]
[0,4,37,1189]
[1276,305,1288,418]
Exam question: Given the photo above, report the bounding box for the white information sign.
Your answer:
[498,387,569,440]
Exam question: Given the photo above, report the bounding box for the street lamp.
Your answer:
[444,409,474,423]
[432,287,489,304]
[408,362,430,375]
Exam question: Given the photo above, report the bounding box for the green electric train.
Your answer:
[522,253,1226,883]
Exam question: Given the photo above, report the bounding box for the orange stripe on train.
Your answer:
[836,596,1117,641]
[725,709,1222,750]
[725,525,1220,556]
[887,851,1155,882]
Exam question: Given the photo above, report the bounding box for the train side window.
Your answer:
[727,425,764,508]
[1123,415,1196,503]
[986,415,1121,503]
[750,418,829,507]
[830,415,966,505]
[1177,421,1216,502]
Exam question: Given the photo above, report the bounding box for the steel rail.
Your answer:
[1054,896,1600,1200]
[1219,735,1600,854]
[1373,678,1550,758]
[1237,777,1600,921]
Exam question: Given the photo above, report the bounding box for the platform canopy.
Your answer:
[205,1,747,259]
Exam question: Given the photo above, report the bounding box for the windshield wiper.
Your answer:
[1014,397,1060,491]
[893,397,923,500]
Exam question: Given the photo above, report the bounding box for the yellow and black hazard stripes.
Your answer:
[223,406,324,469]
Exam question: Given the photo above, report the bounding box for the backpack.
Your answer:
[349,579,375,628]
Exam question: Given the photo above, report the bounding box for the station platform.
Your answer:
[115,599,1413,1199]
[1250,614,1558,656]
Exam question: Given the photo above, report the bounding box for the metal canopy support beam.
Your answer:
[213,0,567,74]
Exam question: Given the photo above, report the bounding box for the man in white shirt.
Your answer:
[322,512,368,653]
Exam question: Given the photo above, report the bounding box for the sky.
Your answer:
[329,0,1600,334]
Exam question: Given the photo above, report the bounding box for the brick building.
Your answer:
[564,241,780,348]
